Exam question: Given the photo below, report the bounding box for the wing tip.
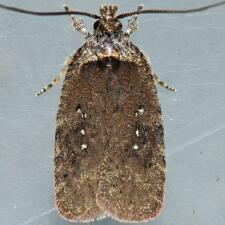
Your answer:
[96,192,164,223]
[55,199,103,223]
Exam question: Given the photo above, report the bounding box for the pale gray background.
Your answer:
[0,0,225,225]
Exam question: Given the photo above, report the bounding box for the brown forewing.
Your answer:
[54,49,165,222]
[95,60,166,222]
[54,50,108,222]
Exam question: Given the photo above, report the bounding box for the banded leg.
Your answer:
[36,55,74,96]
[152,72,176,92]
[126,4,144,35]
[63,5,90,39]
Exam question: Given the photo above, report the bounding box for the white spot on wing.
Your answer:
[81,144,88,150]
[138,107,144,114]
[82,113,87,118]
[80,129,85,135]
[77,108,82,114]
[136,129,140,137]
[133,144,139,150]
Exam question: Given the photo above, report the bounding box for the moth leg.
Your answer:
[36,73,63,96]
[126,5,144,35]
[152,72,176,92]
[36,55,73,96]
[63,5,90,39]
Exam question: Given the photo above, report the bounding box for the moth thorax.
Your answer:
[97,49,120,61]
[100,5,118,20]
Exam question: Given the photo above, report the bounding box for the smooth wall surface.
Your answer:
[0,1,225,225]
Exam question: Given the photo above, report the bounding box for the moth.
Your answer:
[1,1,225,223]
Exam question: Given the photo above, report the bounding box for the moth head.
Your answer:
[94,5,122,33]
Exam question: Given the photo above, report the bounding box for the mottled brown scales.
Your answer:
[55,42,165,222]
[100,5,118,18]
[95,61,165,222]
[55,50,104,221]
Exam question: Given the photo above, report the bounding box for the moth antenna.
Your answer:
[0,3,100,19]
[117,0,225,19]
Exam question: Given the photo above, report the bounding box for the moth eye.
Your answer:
[93,20,100,30]
[117,22,122,30]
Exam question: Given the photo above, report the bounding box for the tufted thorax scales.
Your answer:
[100,5,118,20]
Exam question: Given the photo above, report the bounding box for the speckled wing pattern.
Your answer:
[54,44,165,222]
[96,55,166,222]
[54,47,105,222]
